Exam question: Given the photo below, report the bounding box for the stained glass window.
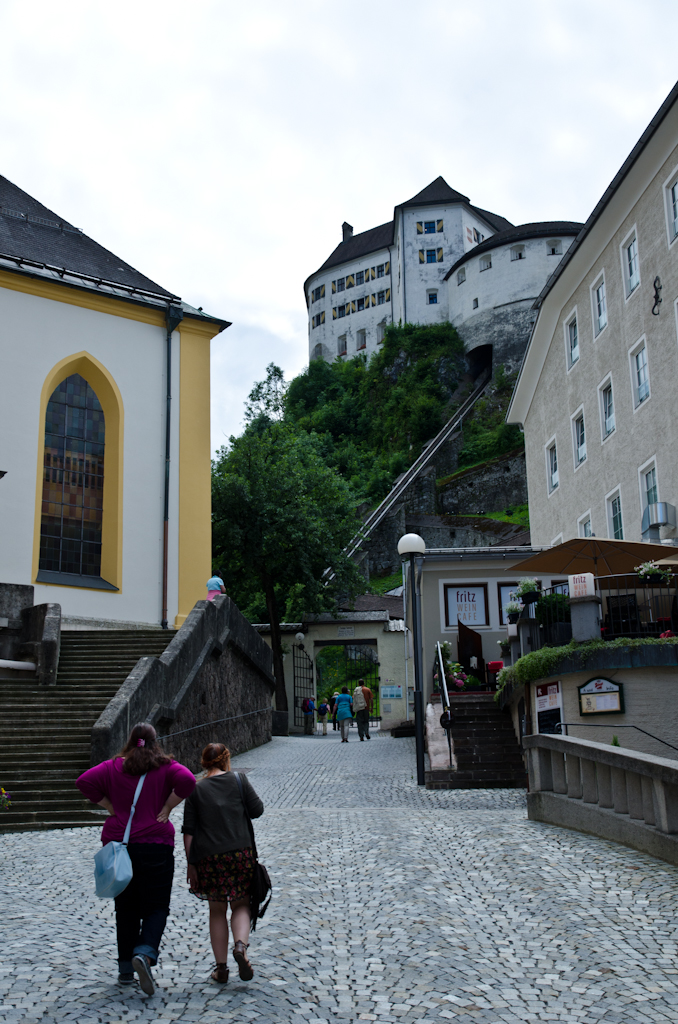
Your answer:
[39,374,105,578]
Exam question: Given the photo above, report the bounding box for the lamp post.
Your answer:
[398,532,426,786]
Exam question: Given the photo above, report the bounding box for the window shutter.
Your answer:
[321,311,325,324]
[384,261,390,275]
[369,267,374,280]
[437,248,443,262]
[332,308,337,319]
[321,284,325,297]
[349,301,355,313]
[332,281,336,293]
[346,274,354,288]
[417,222,423,234]
[419,250,425,264]
[371,294,376,306]
[436,220,443,233]
[385,288,391,302]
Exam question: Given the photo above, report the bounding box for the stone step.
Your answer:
[0,818,102,833]
[0,809,105,829]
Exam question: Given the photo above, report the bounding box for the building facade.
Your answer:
[0,175,228,627]
[304,177,512,363]
[508,82,678,548]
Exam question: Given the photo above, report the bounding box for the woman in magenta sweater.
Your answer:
[76,722,195,995]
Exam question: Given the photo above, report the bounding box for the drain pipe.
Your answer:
[162,304,185,629]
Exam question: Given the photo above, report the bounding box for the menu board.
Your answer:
[536,681,562,734]
[579,677,624,715]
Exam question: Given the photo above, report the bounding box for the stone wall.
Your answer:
[438,449,527,515]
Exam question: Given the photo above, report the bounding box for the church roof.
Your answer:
[0,175,177,300]
[443,221,584,279]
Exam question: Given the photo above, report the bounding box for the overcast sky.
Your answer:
[1,0,675,452]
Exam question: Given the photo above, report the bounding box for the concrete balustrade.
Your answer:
[524,733,678,866]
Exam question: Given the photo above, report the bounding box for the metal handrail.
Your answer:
[557,722,678,754]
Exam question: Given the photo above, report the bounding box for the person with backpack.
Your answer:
[352,679,374,741]
[302,695,315,735]
[317,699,329,735]
[335,687,354,742]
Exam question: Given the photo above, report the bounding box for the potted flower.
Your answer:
[515,577,540,605]
[635,560,674,585]
[498,638,511,657]
[0,787,11,811]
[505,599,522,624]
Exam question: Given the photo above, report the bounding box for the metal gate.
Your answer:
[315,643,381,724]
[293,643,314,728]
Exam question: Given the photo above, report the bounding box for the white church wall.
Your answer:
[0,286,180,625]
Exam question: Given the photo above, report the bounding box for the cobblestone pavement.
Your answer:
[2,730,678,1023]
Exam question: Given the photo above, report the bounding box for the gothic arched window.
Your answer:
[39,374,105,578]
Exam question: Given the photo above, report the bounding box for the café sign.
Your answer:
[579,677,624,715]
[444,583,488,627]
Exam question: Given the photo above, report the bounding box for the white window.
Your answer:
[598,377,615,439]
[629,338,650,408]
[591,274,607,336]
[572,409,586,467]
[578,511,593,538]
[545,438,559,493]
[356,329,366,351]
[547,239,562,255]
[621,231,640,297]
[479,254,492,272]
[663,167,678,244]
[337,334,347,356]
[510,245,525,261]
[671,181,678,241]
[472,297,479,309]
[457,267,466,285]
[427,289,438,305]
[606,488,624,540]
[376,324,386,344]
[312,342,323,360]
[564,312,579,369]
[639,458,659,511]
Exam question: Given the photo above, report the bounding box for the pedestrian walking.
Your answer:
[352,678,374,741]
[76,722,196,994]
[206,569,226,602]
[335,686,353,742]
[330,691,339,731]
[317,699,329,735]
[302,696,315,735]
[183,743,264,985]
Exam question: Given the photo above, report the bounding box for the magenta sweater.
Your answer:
[76,757,196,846]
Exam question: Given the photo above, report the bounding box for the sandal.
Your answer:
[211,962,229,984]
[233,940,254,981]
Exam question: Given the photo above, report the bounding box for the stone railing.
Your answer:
[524,732,678,865]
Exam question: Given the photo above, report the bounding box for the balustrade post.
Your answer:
[596,763,613,808]
[611,767,628,814]
[531,746,553,792]
[626,772,644,819]
[550,749,567,794]
[641,775,656,825]
[581,759,598,803]
[566,755,582,798]
[652,780,678,834]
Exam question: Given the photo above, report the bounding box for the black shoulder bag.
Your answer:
[234,772,272,930]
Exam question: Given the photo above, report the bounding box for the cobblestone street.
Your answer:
[2,729,678,1023]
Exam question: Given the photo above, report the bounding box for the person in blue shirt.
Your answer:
[207,570,227,602]
[335,687,353,743]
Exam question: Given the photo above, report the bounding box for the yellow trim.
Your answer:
[33,352,124,591]
[0,268,167,327]
[175,319,220,627]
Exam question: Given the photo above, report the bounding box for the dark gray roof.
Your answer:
[307,220,394,282]
[469,205,515,233]
[0,175,175,299]
[443,221,584,280]
[398,176,470,208]
[339,593,404,618]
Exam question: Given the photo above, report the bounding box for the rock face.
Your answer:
[437,449,527,516]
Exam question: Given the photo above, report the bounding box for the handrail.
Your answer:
[344,370,492,560]
[557,721,678,754]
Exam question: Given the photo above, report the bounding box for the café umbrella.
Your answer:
[506,537,674,577]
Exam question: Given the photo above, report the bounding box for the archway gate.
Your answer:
[314,640,381,724]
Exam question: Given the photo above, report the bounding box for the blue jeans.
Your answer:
[114,843,174,971]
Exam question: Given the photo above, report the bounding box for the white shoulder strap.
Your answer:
[122,773,147,846]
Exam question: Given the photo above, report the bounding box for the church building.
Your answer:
[0,175,229,628]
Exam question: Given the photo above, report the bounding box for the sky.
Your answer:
[1,0,676,453]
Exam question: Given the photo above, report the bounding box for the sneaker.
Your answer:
[233,941,254,981]
[118,972,136,985]
[132,954,155,996]
[211,962,229,984]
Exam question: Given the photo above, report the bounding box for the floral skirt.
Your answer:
[190,847,255,903]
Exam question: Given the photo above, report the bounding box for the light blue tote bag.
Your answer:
[94,773,146,899]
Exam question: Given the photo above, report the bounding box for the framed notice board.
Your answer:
[578,677,624,715]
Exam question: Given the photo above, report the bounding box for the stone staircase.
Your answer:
[426,693,527,790]
[0,629,174,833]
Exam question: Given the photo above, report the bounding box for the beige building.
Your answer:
[508,81,678,547]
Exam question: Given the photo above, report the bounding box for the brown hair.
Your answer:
[120,722,173,776]
[201,742,231,772]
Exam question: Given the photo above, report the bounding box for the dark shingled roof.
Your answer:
[443,220,584,280]
[469,205,515,233]
[399,175,470,208]
[309,220,394,278]
[0,175,176,299]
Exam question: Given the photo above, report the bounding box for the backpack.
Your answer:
[318,703,328,716]
[302,697,312,713]
[352,687,367,711]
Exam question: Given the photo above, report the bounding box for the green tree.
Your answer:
[212,421,365,717]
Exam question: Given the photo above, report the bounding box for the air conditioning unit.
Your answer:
[642,502,677,541]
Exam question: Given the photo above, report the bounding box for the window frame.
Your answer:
[638,455,659,515]
[356,329,367,351]
[425,250,437,264]
[577,510,593,538]
[563,307,579,372]
[597,373,616,443]
[571,406,587,470]
[377,264,385,278]
[424,221,436,234]
[605,486,624,540]
[355,270,364,286]
[479,253,492,272]
[590,271,608,338]
[472,297,479,309]
[619,225,640,300]
[547,239,563,256]
[337,334,347,357]
[628,336,650,411]
[336,277,345,292]
[544,435,559,495]
[662,163,678,247]
[457,267,466,285]
[427,289,438,305]
[510,245,525,261]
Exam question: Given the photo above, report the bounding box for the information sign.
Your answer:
[578,677,624,715]
[381,685,403,699]
[568,572,595,599]
[536,681,562,734]
[337,626,355,638]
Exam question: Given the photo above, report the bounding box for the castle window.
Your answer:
[377,264,385,278]
[427,290,438,305]
[357,329,367,350]
[338,334,347,356]
[510,245,525,261]
[472,297,479,309]
[311,285,324,302]
[473,228,484,243]
[479,254,492,272]
[424,221,436,234]
[312,343,323,360]
[40,374,105,579]
[426,250,436,264]
[356,270,364,285]
[457,267,466,285]
[591,274,607,336]
[547,239,562,255]
[338,305,346,318]
[377,324,386,344]
[337,277,345,292]
[377,291,385,304]
[357,297,365,311]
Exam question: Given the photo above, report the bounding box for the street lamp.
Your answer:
[397,532,426,786]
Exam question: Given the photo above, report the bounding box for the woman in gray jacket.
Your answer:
[182,743,264,984]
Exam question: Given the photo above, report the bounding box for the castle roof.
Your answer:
[309,220,394,279]
[443,220,584,280]
[398,175,470,208]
